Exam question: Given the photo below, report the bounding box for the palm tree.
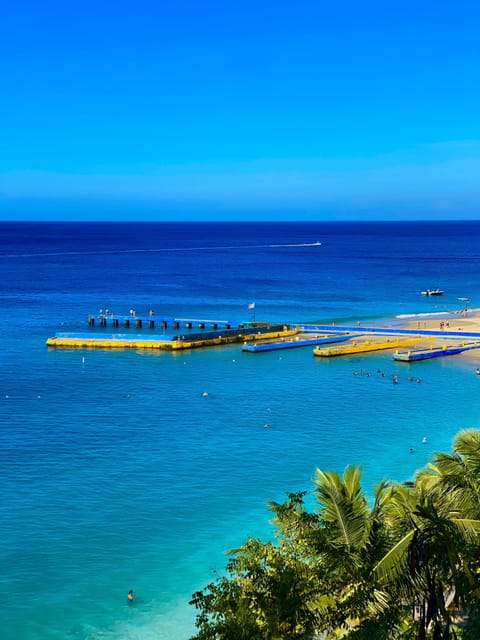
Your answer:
[418,429,480,519]
[415,429,480,636]
[306,466,407,638]
[374,431,480,639]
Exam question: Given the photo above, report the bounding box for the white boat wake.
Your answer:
[1,241,322,259]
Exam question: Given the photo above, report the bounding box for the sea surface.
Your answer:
[2,220,480,639]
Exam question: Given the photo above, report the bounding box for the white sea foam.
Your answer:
[396,311,454,319]
[396,307,479,320]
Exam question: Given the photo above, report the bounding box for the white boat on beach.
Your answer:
[421,288,444,296]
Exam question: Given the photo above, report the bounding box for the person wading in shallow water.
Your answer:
[127,590,134,604]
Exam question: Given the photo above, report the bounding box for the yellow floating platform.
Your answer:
[46,336,174,349]
[46,329,298,351]
[313,335,432,357]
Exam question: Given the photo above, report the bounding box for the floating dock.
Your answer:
[47,335,174,350]
[393,341,480,362]
[46,325,297,351]
[313,336,431,357]
[242,333,352,353]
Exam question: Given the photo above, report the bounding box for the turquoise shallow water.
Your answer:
[2,221,480,639]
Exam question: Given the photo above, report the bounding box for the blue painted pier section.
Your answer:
[296,324,480,340]
[242,333,352,352]
[393,342,480,362]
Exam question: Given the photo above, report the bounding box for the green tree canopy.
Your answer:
[189,430,480,640]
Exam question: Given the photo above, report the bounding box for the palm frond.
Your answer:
[374,530,415,583]
[314,466,369,551]
[452,517,480,542]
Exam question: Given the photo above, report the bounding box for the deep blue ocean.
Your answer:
[2,220,480,639]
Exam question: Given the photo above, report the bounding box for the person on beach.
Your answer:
[127,590,134,603]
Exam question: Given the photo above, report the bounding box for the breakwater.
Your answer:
[47,321,297,351]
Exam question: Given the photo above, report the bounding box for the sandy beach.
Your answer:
[335,307,480,363]
[403,307,480,361]
[404,307,480,334]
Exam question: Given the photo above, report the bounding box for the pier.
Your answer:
[297,324,480,340]
[88,313,238,331]
[393,341,480,362]
[46,315,480,358]
[313,336,433,358]
[47,323,295,351]
[242,333,352,352]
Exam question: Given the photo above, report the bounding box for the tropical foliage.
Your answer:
[189,429,480,639]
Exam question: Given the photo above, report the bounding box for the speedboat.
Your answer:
[421,288,444,296]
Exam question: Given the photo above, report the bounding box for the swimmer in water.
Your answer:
[127,590,134,603]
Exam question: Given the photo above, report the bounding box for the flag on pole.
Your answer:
[247,302,255,310]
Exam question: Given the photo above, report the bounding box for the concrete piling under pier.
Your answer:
[88,313,237,331]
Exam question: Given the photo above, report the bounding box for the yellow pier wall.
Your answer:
[46,329,298,351]
[313,336,432,357]
[46,337,172,349]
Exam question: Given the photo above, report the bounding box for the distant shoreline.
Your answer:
[402,307,480,332]
[402,307,480,361]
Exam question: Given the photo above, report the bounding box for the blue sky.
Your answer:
[1,0,479,220]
